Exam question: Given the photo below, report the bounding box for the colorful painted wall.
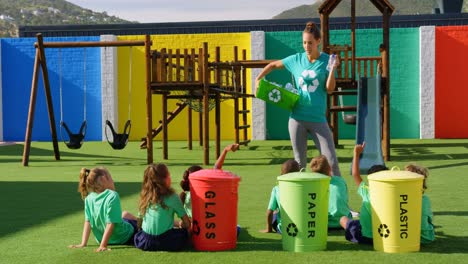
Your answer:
[0,36,102,142]
[435,26,468,138]
[1,26,467,142]
[263,28,420,140]
[116,33,252,141]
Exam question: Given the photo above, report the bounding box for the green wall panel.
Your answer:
[264,28,420,140]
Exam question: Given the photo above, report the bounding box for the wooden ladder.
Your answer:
[140,101,187,149]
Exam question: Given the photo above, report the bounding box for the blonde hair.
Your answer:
[405,163,429,191]
[310,155,331,176]
[138,163,174,217]
[78,167,110,199]
[303,21,321,40]
[281,159,300,175]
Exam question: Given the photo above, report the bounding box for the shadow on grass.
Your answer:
[235,227,283,251]
[433,211,468,216]
[0,144,147,165]
[421,231,468,254]
[236,227,373,252]
[0,181,141,238]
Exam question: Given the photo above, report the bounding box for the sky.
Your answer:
[67,0,318,23]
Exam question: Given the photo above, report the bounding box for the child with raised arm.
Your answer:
[180,143,240,216]
[69,167,137,252]
[260,159,301,234]
[310,155,352,229]
[339,143,388,244]
[134,163,191,251]
[405,164,436,244]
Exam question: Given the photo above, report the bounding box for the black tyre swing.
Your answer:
[104,46,133,150]
[58,48,87,149]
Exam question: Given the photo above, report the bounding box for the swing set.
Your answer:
[21,34,151,166]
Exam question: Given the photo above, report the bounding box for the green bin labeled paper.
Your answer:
[368,170,424,253]
[277,172,330,252]
[256,79,299,111]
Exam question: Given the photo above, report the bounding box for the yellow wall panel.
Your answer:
[115,34,252,141]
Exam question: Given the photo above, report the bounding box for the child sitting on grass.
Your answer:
[310,155,352,229]
[179,143,240,218]
[69,167,137,252]
[340,143,388,244]
[260,159,301,234]
[134,163,191,251]
[405,163,436,244]
[179,143,241,235]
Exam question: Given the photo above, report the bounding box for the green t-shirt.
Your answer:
[141,193,187,236]
[183,191,192,218]
[282,52,330,123]
[267,186,281,231]
[421,194,435,244]
[84,189,134,244]
[357,182,373,238]
[328,176,352,228]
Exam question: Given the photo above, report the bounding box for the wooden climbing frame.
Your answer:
[144,42,260,165]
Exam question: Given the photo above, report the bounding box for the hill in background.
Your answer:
[1,0,467,38]
[274,0,467,19]
[0,0,132,37]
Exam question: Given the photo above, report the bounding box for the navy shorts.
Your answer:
[134,228,189,251]
[123,218,138,246]
[345,219,373,245]
[272,213,281,234]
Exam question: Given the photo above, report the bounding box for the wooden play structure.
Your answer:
[319,0,394,161]
[21,34,151,166]
[143,43,264,165]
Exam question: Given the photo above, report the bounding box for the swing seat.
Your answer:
[344,114,356,125]
[105,120,131,150]
[60,121,87,149]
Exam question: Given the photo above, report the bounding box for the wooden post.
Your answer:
[162,92,168,159]
[22,34,61,166]
[382,7,391,161]
[22,49,41,166]
[184,48,193,150]
[215,47,221,159]
[145,35,153,164]
[320,13,330,53]
[202,42,210,165]
[242,49,249,143]
[198,47,204,147]
[233,46,240,145]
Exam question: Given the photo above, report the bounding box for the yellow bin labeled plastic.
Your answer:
[277,172,330,252]
[368,170,424,253]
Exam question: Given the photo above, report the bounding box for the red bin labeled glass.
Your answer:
[189,169,241,251]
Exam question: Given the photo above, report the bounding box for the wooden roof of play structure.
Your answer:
[318,0,394,14]
[318,0,394,161]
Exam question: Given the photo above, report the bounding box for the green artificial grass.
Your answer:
[1,139,467,263]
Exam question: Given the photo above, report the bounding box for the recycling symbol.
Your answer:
[299,70,320,93]
[286,223,298,237]
[378,224,390,238]
[192,220,200,236]
[268,88,281,103]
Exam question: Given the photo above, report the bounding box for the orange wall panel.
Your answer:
[435,26,468,138]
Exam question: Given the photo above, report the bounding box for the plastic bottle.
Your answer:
[327,54,336,71]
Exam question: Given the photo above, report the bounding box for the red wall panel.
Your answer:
[435,26,468,138]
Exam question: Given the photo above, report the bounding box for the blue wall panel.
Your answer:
[1,37,101,141]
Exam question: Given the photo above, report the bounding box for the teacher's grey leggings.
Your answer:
[288,118,341,176]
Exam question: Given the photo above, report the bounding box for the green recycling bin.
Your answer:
[256,79,299,111]
[368,170,424,253]
[277,172,330,252]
